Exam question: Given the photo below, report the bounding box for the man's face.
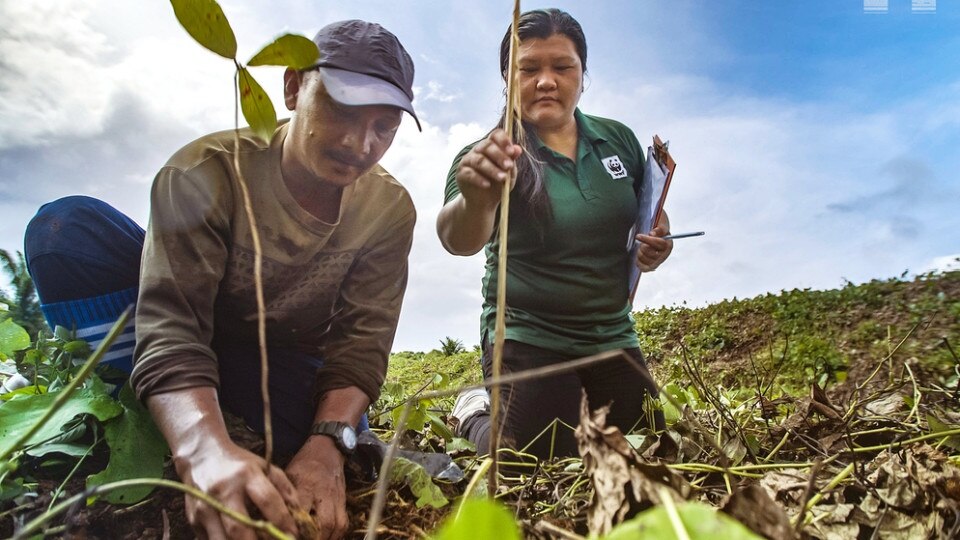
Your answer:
[284,70,402,187]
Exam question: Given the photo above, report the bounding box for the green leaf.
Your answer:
[0,476,30,502]
[927,413,960,451]
[388,456,448,509]
[87,384,169,504]
[427,411,454,442]
[0,319,30,357]
[431,498,521,540]
[2,384,46,401]
[63,340,90,355]
[445,437,476,454]
[603,502,763,540]
[248,34,320,69]
[31,442,92,458]
[0,387,121,455]
[238,67,277,145]
[169,0,237,59]
[393,399,430,433]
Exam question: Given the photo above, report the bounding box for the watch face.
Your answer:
[341,426,358,450]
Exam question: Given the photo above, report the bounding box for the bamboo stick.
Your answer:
[489,0,523,497]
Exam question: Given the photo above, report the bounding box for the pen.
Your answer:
[661,231,705,241]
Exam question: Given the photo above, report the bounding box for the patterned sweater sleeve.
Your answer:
[314,199,416,405]
[131,164,234,400]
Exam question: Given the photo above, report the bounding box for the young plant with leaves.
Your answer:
[170,0,319,467]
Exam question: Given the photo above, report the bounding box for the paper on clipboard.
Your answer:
[627,135,676,302]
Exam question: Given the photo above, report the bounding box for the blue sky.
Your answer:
[1,0,957,351]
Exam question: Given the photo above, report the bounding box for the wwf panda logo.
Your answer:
[601,155,628,179]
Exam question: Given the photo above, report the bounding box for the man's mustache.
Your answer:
[325,149,371,170]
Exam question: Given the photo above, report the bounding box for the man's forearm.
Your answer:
[295,386,370,464]
[146,386,232,468]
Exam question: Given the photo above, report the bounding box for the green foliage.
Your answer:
[0,385,121,456]
[602,502,762,540]
[238,66,277,144]
[169,0,319,144]
[439,337,466,356]
[388,456,449,509]
[387,349,481,396]
[248,34,320,68]
[0,313,167,506]
[169,0,237,59]
[0,319,30,358]
[634,270,960,392]
[430,498,521,540]
[0,249,48,340]
[86,384,169,504]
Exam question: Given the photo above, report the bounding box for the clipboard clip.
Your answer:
[652,135,675,170]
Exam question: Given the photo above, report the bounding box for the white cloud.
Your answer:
[0,0,114,146]
[581,73,960,311]
[379,119,488,349]
[416,81,462,104]
[922,254,960,274]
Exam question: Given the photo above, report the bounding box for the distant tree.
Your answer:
[439,337,466,356]
[0,249,48,338]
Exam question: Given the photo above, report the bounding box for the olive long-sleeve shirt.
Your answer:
[131,122,415,405]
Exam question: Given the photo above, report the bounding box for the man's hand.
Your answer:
[177,439,301,540]
[147,388,300,540]
[635,222,674,272]
[286,435,350,540]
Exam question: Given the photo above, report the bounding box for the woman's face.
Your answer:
[515,33,583,132]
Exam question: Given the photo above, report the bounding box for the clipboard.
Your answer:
[627,135,677,303]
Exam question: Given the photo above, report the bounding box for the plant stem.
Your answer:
[47,438,99,511]
[489,0,523,498]
[849,428,960,453]
[791,463,855,528]
[15,478,293,540]
[459,457,493,506]
[365,401,411,540]
[660,486,692,540]
[233,67,274,468]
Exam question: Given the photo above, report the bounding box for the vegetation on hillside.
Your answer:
[2,270,958,538]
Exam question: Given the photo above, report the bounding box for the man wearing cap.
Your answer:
[24,20,420,540]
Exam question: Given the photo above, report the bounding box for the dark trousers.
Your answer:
[460,339,664,460]
[23,196,365,458]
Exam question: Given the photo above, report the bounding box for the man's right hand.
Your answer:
[147,388,301,540]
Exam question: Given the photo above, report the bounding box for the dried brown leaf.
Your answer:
[721,484,797,540]
[575,393,690,535]
[863,392,905,417]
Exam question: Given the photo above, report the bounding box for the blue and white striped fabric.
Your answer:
[40,286,138,373]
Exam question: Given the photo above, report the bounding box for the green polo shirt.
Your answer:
[444,109,645,356]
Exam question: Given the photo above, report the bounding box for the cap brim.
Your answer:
[317,67,422,132]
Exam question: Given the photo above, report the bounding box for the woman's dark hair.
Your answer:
[495,8,588,229]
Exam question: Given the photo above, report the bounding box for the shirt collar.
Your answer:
[531,108,608,160]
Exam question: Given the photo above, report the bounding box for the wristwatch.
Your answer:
[310,421,358,455]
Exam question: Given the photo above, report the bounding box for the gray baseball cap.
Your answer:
[309,20,421,131]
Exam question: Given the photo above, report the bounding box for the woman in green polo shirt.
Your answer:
[437,8,672,459]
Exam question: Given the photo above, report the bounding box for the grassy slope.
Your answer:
[387,270,960,398]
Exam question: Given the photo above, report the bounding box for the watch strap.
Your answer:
[310,421,355,454]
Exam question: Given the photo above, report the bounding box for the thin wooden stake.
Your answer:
[489,0,522,497]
